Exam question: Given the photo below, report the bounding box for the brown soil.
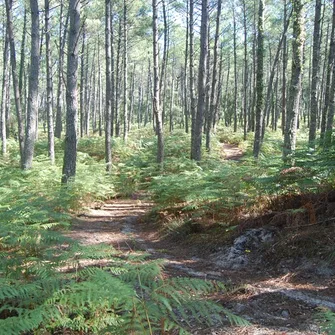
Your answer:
[67,196,335,335]
[222,143,244,161]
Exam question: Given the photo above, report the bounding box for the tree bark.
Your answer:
[105,0,112,172]
[22,0,40,170]
[1,22,9,155]
[191,0,208,161]
[282,0,288,135]
[253,0,264,158]
[308,0,322,146]
[233,4,238,133]
[242,0,248,140]
[184,0,189,133]
[5,0,25,166]
[62,0,80,184]
[45,0,55,164]
[189,0,196,151]
[152,0,164,165]
[206,0,222,151]
[55,0,68,139]
[321,2,335,143]
[283,0,304,159]
[262,10,291,141]
[324,1,335,148]
[123,0,128,141]
[80,26,86,138]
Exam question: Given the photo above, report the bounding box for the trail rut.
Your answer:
[67,198,334,334]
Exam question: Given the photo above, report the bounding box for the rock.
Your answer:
[234,303,246,313]
[213,228,275,269]
[281,310,290,318]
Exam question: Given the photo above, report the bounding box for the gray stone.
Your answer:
[213,228,275,269]
[234,303,246,313]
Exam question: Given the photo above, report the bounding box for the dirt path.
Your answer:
[67,199,334,334]
[222,143,244,161]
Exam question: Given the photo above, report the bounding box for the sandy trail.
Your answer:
[66,197,333,334]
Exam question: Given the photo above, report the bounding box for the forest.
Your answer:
[0,0,335,334]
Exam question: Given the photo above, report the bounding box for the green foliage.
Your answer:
[150,161,258,212]
[0,134,250,334]
[317,309,335,334]
[0,226,247,334]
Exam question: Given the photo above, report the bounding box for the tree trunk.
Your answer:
[5,0,24,166]
[123,0,128,141]
[45,0,55,165]
[19,6,27,106]
[84,43,90,136]
[115,19,122,137]
[55,0,68,139]
[110,7,115,137]
[105,0,112,172]
[206,0,222,151]
[309,0,322,146]
[189,0,196,151]
[253,0,264,158]
[321,3,335,143]
[233,4,238,133]
[242,0,248,140]
[191,0,208,161]
[263,10,291,141]
[324,1,335,148]
[152,0,164,165]
[282,0,288,135]
[1,23,9,155]
[80,26,86,138]
[283,0,304,159]
[184,0,189,133]
[62,0,80,184]
[23,0,40,170]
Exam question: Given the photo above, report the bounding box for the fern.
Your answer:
[317,308,335,335]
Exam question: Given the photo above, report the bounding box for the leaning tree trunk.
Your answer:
[22,0,40,170]
[253,0,264,158]
[191,0,208,161]
[283,0,304,160]
[308,0,322,147]
[45,0,55,164]
[152,0,164,165]
[62,0,80,184]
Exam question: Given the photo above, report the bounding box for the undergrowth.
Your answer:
[317,308,335,334]
[1,127,335,333]
[0,229,248,334]
[0,132,251,334]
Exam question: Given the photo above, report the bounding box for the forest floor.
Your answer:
[66,144,335,335]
